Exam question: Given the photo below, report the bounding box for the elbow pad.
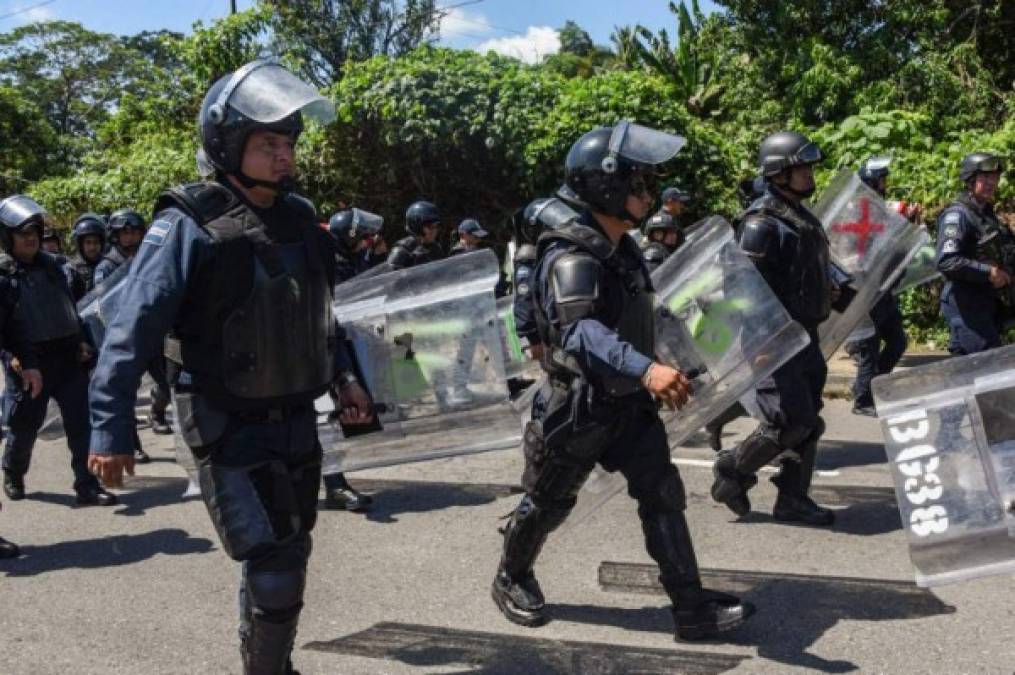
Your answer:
[550,253,602,326]
[737,215,778,259]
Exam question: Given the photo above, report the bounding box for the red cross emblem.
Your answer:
[832,198,885,256]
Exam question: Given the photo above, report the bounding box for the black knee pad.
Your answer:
[628,464,686,514]
[734,426,785,475]
[246,566,306,619]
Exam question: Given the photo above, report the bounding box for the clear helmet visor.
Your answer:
[0,195,48,229]
[607,120,687,167]
[196,148,215,179]
[351,208,384,236]
[535,199,580,230]
[865,156,892,174]
[978,156,1004,173]
[793,142,823,165]
[218,60,336,126]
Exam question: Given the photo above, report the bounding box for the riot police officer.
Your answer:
[492,121,753,640]
[68,213,107,299]
[41,228,64,256]
[0,198,44,557]
[512,199,552,363]
[87,60,373,674]
[737,176,765,210]
[327,207,384,288]
[846,157,909,415]
[94,208,174,438]
[659,185,691,224]
[0,196,114,506]
[641,211,683,273]
[936,152,1012,355]
[93,208,146,285]
[387,200,443,269]
[322,207,384,512]
[710,131,837,527]
[450,219,489,256]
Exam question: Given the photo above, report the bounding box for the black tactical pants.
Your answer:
[847,294,908,407]
[182,397,321,675]
[2,349,98,492]
[505,387,700,599]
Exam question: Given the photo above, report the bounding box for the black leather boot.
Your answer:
[770,443,834,527]
[491,496,556,627]
[710,450,755,516]
[0,535,20,559]
[323,473,373,512]
[3,472,24,501]
[242,616,299,675]
[643,510,755,641]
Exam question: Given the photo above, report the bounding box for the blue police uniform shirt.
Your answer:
[533,212,653,381]
[511,259,539,344]
[935,195,994,287]
[89,205,353,457]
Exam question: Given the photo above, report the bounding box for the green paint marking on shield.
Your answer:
[389,319,471,337]
[391,351,453,399]
[501,308,524,362]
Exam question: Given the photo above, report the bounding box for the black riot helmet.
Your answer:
[41,227,62,248]
[198,60,336,192]
[107,208,147,246]
[405,200,440,235]
[515,198,553,245]
[858,156,891,196]
[564,121,686,223]
[959,152,1004,183]
[0,195,48,251]
[644,212,677,239]
[758,131,823,178]
[72,213,107,255]
[327,208,384,250]
[737,176,766,209]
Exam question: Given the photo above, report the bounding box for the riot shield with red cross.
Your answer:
[811,171,929,359]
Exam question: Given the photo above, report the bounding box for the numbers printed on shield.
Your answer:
[885,409,950,537]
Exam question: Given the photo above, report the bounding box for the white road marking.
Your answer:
[672,457,840,477]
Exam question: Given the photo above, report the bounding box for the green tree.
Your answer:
[0,86,59,192]
[558,20,594,57]
[264,0,440,86]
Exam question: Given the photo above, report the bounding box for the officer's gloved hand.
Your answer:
[527,343,544,362]
[642,363,693,411]
[87,454,135,489]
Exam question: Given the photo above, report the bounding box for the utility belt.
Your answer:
[230,405,311,424]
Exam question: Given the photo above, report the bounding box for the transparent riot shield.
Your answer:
[321,250,522,474]
[77,263,132,348]
[873,344,1015,587]
[567,218,812,528]
[895,242,940,295]
[497,295,541,382]
[811,171,928,359]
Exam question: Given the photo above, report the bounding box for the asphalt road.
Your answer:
[0,397,1011,674]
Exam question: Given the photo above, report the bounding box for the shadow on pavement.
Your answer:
[591,563,955,673]
[0,528,214,577]
[305,621,748,674]
[323,479,522,525]
[28,475,195,516]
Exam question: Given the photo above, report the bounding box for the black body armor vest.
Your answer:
[6,252,80,345]
[157,181,336,411]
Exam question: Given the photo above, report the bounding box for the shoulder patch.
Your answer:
[942,224,959,239]
[143,219,175,247]
[941,240,960,254]
[941,212,962,226]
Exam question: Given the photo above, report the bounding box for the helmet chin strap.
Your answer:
[235,170,296,194]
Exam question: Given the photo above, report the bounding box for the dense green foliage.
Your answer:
[3,0,1014,344]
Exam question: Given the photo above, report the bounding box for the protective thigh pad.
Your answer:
[529,453,593,511]
[627,463,686,514]
[199,460,301,561]
[735,426,786,475]
[521,420,548,494]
